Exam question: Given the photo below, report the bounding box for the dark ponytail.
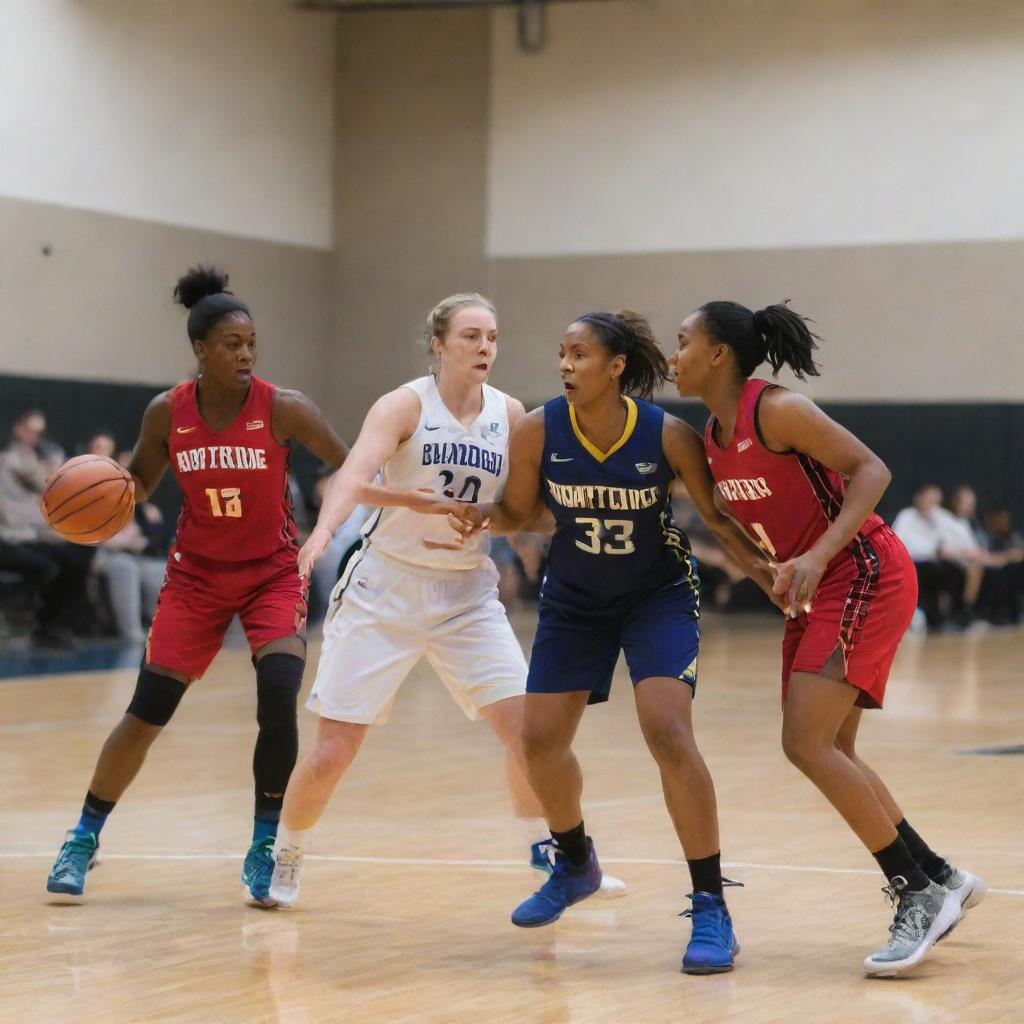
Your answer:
[173,264,251,343]
[698,300,821,380]
[575,310,669,401]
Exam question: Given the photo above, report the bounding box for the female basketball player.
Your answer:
[670,300,986,977]
[267,294,624,908]
[46,266,349,905]
[447,311,777,974]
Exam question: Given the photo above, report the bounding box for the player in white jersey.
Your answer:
[268,293,624,906]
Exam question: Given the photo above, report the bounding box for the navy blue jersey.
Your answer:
[539,395,698,614]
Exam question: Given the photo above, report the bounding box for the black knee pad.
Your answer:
[255,653,303,727]
[254,653,304,811]
[126,668,187,726]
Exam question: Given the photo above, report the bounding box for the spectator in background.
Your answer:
[0,410,95,646]
[116,449,171,557]
[892,483,997,630]
[977,505,1024,625]
[81,434,164,643]
[669,481,769,612]
[492,533,547,611]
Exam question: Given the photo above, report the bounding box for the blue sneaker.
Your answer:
[46,830,99,902]
[530,838,627,898]
[681,891,739,974]
[241,835,276,907]
[512,838,602,927]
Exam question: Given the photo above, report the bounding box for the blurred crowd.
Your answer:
[892,483,1023,631]
[1,407,1021,650]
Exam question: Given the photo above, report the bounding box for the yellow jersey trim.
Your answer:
[568,396,638,464]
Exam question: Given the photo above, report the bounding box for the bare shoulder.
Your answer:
[272,387,321,418]
[661,411,703,458]
[510,406,545,453]
[503,393,527,429]
[360,385,422,443]
[141,390,174,434]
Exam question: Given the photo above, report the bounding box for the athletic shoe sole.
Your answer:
[864,890,961,977]
[682,941,740,975]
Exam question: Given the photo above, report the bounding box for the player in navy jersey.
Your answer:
[672,300,985,976]
[45,266,349,906]
[451,310,776,973]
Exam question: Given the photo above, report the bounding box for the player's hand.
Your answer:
[298,524,334,579]
[406,487,467,518]
[771,552,827,618]
[422,504,490,551]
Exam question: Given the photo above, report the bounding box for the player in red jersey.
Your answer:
[671,300,986,977]
[46,266,348,906]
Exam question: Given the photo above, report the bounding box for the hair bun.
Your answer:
[173,265,230,310]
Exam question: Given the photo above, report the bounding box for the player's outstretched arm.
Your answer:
[272,389,349,468]
[297,388,419,577]
[662,414,784,610]
[465,408,546,537]
[126,392,173,502]
[757,388,891,611]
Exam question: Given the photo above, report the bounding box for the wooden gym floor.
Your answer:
[1,614,1021,1024]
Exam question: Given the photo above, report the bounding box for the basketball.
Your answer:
[40,454,135,545]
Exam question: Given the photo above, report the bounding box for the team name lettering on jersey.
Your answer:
[716,477,772,502]
[422,442,503,478]
[546,481,661,511]
[175,446,268,474]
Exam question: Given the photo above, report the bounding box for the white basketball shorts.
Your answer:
[307,546,527,725]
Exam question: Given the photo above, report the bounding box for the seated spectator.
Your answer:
[0,410,95,646]
[892,483,991,630]
[493,533,548,611]
[977,505,1024,625]
[669,481,770,612]
[115,449,171,558]
[79,434,165,643]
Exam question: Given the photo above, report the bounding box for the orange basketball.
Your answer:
[40,454,135,545]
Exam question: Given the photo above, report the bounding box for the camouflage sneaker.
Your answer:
[864,876,961,977]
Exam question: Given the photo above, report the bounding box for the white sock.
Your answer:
[516,817,549,850]
[273,824,312,855]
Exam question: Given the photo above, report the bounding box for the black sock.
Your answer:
[895,818,950,882]
[551,822,589,867]
[687,852,723,897]
[872,836,931,891]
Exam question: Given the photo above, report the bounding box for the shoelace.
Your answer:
[880,876,928,943]
[274,845,303,882]
[678,876,744,918]
[54,836,95,876]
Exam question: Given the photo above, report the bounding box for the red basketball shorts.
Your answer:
[781,525,917,709]
[146,543,307,681]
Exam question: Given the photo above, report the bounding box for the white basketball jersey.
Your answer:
[362,376,510,570]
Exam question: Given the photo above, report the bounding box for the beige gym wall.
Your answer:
[1,0,335,408]
[326,1,1023,420]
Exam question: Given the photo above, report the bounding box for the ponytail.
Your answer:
[575,309,669,400]
[699,300,821,380]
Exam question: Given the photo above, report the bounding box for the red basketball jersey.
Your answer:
[167,375,297,561]
[704,379,882,566]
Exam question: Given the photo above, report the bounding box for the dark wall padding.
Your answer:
[664,400,1024,526]
[0,375,321,527]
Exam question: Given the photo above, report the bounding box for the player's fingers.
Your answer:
[423,539,463,551]
[772,565,794,595]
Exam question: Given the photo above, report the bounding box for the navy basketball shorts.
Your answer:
[526,580,700,704]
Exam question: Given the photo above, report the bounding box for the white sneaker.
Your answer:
[268,842,304,908]
[864,877,961,977]
[943,865,987,912]
[598,872,628,899]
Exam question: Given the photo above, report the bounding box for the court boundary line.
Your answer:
[3,851,1021,896]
